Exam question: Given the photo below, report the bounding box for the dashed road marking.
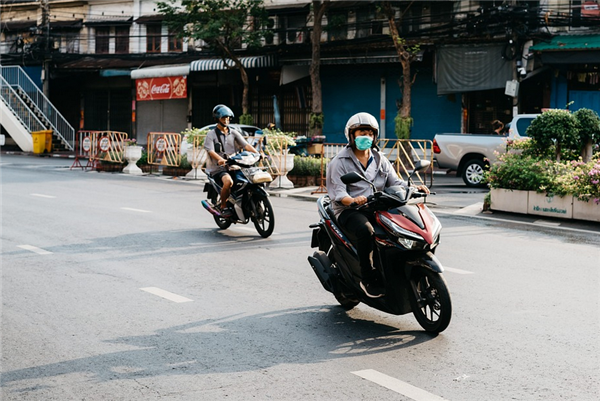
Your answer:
[234,226,279,235]
[444,266,474,275]
[121,207,151,213]
[352,369,449,401]
[31,193,56,198]
[140,287,193,303]
[18,245,53,255]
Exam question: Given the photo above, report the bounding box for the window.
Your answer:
[115,26,129,54]
[146,24,161,53]
[168,29,182,52]
[328,11,348,41]
[95,27,109,54]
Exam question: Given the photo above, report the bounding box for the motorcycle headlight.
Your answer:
[379,214,425,249]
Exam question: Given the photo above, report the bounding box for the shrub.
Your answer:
[526,109,579,161]
[289,156,327,176]
[262,128,296,154]
[573,108,600,162]
[567,156,600,204]
[181,128,208,146]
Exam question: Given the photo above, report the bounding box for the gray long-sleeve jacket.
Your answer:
[326,146,407,218]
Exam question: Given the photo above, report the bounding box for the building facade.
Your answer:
[2,0,600,148]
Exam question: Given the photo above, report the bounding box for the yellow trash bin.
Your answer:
[32,131,46,154]
[44,130,53,152]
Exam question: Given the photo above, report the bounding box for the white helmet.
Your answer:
[344,112,379,141]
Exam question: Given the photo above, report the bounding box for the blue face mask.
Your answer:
[354,136,373,151]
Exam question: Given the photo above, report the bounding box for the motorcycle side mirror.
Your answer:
[341,171,376,192]
[408,160,431,184]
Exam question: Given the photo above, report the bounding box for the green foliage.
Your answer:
[309,113,324,129]
[157,0,269,52]
[573,108,600,143]
[136,148,148,167]
[394,114,412,140]
[181,127,208,146]
[485,139,600,204]
[525,109,579,160]
[239,113,254,125]
[288,156,327,176]
[179,153,191,169]
[262,128,296,154]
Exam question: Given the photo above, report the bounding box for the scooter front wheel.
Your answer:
[251,195,275,238]
[408,267,452,333]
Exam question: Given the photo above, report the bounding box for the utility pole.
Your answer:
[40,0,51,97]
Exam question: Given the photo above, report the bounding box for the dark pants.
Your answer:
[338,209,377,281]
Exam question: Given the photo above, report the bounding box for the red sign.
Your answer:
[136,76,187,101]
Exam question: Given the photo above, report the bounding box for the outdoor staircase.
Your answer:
[0,65,74,152]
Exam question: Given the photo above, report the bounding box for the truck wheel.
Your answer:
[462,159,486,187]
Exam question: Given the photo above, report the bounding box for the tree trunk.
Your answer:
[240,64,249,115]
[310,1,328,137]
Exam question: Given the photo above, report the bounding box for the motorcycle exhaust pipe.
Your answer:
[201,200,223,217]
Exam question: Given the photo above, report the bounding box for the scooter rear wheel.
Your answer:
[408,267,452,333]
[214,215,232,229]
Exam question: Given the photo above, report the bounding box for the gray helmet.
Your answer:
[344,112,379,141]
[213,104,234,120]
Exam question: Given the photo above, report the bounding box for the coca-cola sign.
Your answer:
[136,76,187,101]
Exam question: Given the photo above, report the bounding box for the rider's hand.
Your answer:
[415,185,430,194]
[352,195,368,205]
[217,158,227,166]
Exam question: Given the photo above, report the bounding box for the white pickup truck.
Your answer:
[433,114,538,187]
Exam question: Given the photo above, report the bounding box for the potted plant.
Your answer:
[261,128,297,188]
[122,138,143,175]
[181,128,208,180]
[288,155,327,186]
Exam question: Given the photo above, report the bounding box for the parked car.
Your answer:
[433,114,538,187]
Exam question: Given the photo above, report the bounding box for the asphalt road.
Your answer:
[1,154,599,400]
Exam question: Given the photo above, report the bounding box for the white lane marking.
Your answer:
[121,207,151,213]
[352,369,449,401]
[18,245,53,255]
[31,193,56,198]
[140,287,193,303]
[443,266,474,275]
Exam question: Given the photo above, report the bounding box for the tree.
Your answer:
[381,2,421,140]
[573,108,600,162]
[158,0,269,123]
[309,1,329,137]
[526,110,579,161]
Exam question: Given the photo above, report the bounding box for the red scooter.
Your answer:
[308,160,452,333]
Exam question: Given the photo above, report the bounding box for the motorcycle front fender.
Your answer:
[251,185,269,198]
[405,252,444,274]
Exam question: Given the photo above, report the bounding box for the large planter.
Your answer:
[185,148,208,181]
[572,198,600,222]
[122,146,143,175]
[268,153,295,189]
[528,192,573,219]
[490,188,529,214]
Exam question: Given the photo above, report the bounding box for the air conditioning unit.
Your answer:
[286,29,305,45]
[262,16,279,46]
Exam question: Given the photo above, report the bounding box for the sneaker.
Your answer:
[219,207,234,218]
[360,280,385,299]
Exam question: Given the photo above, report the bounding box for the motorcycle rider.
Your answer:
[326,112,430,298]
[204,104,258,218]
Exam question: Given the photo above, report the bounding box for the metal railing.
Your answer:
[0,65,75,151]
[0,74,46,134]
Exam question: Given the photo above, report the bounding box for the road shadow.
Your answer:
[1,306,437,388]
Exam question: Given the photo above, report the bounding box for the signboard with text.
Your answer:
[136,76,187,101]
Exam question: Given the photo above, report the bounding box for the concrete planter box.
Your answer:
[528,192,573,219]
[490,188,529,214]
[572,198,600,222]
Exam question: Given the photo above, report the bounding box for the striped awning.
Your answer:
[190,55,276,71]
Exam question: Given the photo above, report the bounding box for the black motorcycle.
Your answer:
[201,151,275,238]
[308,160,452,333]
